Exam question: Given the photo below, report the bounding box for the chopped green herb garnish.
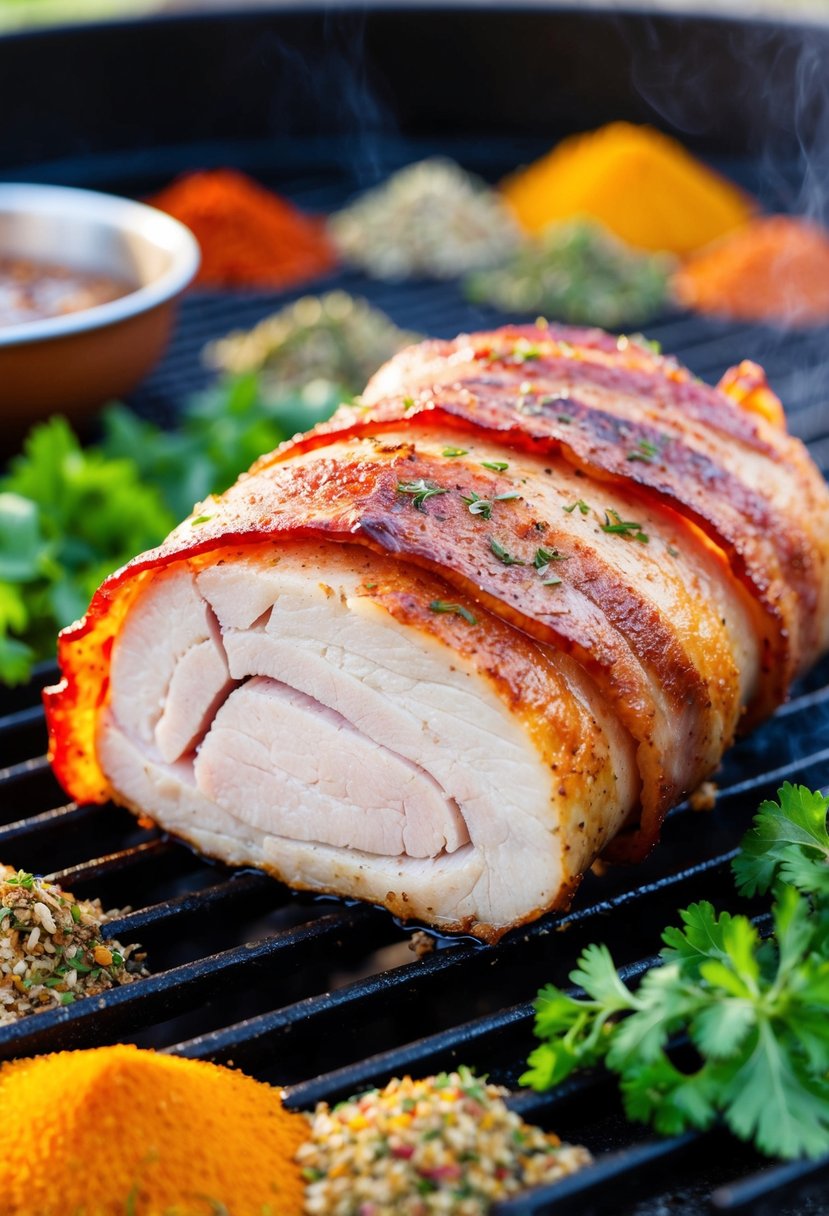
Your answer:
[627,438,660,464]
[523,782,829,1163]
[70,904,82,924]
[396,479,448,510]
[534,547,568,568]
[59,992,75,1006]
[541,575,563,587]
[403,396,417,412]
[429,601,477,626]
[6,871,35,889]
[481,461,509,472]
[563,499,591,516]
[494,491,520,503]
[489,537,524,566]
[600,509,649,543]
[190,514,213,526]
[667,545,680,558]
[442,447,469,458]
[461,491,493,520]
[511,342,542,363]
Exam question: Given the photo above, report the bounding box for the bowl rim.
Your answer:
[0,182,200,348]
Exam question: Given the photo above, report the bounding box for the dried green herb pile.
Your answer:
[0,867,146,1023]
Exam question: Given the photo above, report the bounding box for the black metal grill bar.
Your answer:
[711,1154,829,1212]
[103,870,277,938]
[492,1134,704,1216]
[0,903,391,1062]
[47,838,195,890]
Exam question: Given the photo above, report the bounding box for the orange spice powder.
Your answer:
[150,168,336,289]
[0,1044,308,1216]
[674,215,829,327]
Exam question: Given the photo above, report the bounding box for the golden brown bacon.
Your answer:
[44,324,829,938]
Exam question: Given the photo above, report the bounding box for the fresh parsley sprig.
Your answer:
[733,783,829,899]
[521,784,829,1161]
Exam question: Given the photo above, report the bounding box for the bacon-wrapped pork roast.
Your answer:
[44,325,829,941]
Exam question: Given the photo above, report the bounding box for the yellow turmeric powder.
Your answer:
[0,1044,308,1216]
[501,122,753,256]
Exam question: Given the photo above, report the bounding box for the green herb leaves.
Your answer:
[489,537,524,566]
[396,479,448,510]
[600,509,649,544]
[429,600,477,626]
[563,499,590,516]
[733,783,829,899]
[0,419,175,685]
[522,785,829,1161]
[627,439,660,464]
[461,491,520,520]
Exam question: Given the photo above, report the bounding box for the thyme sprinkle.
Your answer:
[600,509,649,543]
[489,537,524,566]
[429,600,477,625]
[396,479,448,510]
[442,447,469,458]
[534,547,568,568]
[481,461,510,472]
[461,491,493,520]
[627,438,660,464]
[563,499,591,515]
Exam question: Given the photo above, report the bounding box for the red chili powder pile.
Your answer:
[674,215,829,326]
[149,168,336,289]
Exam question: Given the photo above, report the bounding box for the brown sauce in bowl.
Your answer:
[0,256,132,327]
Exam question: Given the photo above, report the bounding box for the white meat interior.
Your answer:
[98,543,638,934]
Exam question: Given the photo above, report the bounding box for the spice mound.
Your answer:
[0,1045,308,1216]
[673,215,829,327]
[297,1068,591,1215]
[329,158,521,280]
[0,867,146,1024]
[149,168,336,290]
[501,122,753,256]
[206,290,420,397]
[466,218,674,327]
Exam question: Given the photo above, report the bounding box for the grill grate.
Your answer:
[3,173,829,1214]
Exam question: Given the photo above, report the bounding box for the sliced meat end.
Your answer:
[97,542,639,937]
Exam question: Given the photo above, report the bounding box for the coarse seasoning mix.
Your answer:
[0,866,146,1023]
[297,1067,591,1215]
[329,158,521,281]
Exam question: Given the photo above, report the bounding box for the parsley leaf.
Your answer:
[733,783,829,898]
[522,786,829,1161]
[0,419,175,684]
